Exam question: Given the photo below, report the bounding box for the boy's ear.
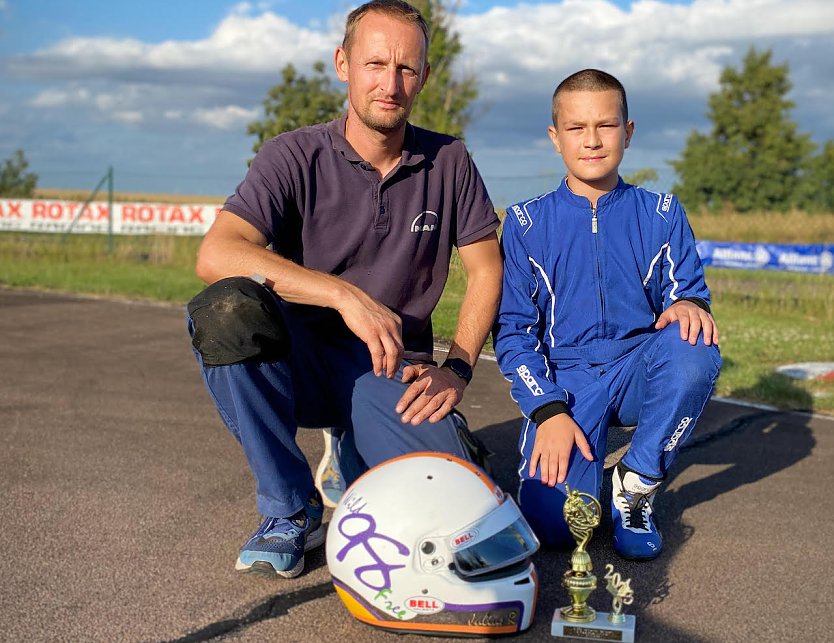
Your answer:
[547,126,561,154]
[624,120,635,149]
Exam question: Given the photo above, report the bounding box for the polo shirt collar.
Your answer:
[327,113,426,168]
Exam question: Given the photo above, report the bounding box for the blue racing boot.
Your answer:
[315,428,346,508]
[612,464,663,560]
[235,490,325,578]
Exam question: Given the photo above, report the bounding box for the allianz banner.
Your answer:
[0,198,221,236]
[696,241,834,275]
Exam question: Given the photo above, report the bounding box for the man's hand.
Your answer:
[337,285,404,378]
[655,300,719,346]
[395,364,466,425]
[529,414,593,486]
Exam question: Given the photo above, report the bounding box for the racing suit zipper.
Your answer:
[592,204,606,334]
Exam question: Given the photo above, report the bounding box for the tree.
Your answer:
[408,0,478,140]
[795,141,834,213]
[248,62,346,155]
[671,48,814,212]
[0,149,37,198]
[623,168,658,187]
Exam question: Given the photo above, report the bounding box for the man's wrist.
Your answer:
[441,357,473,385]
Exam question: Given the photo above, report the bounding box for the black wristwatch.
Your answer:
[441,357,473,385]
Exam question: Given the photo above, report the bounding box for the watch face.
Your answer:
[444,358,472,383]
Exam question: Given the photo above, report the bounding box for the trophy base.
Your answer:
[551,611,635,641]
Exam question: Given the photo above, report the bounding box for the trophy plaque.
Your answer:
[551,487,636,642]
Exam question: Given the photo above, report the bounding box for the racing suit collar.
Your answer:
[557,176,628,210]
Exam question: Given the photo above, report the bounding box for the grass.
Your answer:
[688,208,834,243]
[0,233,204,302]
[1,227,832,415]
[706,268,834,412]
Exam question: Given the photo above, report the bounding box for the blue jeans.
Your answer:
[187,277,470,519]
[517,325,722,547]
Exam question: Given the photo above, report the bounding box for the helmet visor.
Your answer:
[451,500,539,577]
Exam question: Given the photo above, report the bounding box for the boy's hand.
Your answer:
[656,300,719,346]
[529,414,593,486]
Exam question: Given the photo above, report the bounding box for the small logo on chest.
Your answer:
[411,210,438,233]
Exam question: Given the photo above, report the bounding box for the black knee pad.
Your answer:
[187,276,290,367]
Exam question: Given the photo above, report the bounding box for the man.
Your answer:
[187,0,502,580]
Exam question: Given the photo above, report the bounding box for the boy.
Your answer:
[493,69,721,560]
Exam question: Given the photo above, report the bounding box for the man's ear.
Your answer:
[624,119,635,149]
[547,125,561,154]
[334,47,349,82]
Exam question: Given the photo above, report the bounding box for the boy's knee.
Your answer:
[187,276,290,366]
[653,326,721,387]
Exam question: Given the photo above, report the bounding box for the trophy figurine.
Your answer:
[551,487,637,642]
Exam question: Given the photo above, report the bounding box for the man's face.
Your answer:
[549,89,634,196]
[335,11,429,134]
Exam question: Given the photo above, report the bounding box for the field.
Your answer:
[1,207,832,414]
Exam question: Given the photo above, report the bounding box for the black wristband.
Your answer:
[441,357,473,384]
[531,401,570,425]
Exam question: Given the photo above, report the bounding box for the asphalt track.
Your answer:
[2,287,832,643]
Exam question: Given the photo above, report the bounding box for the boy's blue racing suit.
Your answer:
[493,178,721,546]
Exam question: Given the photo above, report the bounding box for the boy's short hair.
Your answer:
[551,69,629,127]
[343,0,429,64]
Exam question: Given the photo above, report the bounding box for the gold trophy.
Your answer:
[551,487,636,642]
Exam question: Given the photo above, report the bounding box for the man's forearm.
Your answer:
[449,234,503,366]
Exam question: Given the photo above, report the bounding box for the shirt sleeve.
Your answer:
[662,197,712,310]
[453,143,500,247]
[493,209,570,419]
[222,137,298,245]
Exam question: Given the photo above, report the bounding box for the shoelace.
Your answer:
[619,491,651,531]
[259,513,308,539]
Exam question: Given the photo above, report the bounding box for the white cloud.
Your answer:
[457,0,834,99]
[193,105,260,129]
[111,110,144,125]
[7,6,341,81]
[30,87,92,108]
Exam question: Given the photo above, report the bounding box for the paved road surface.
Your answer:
[2,288,831,642]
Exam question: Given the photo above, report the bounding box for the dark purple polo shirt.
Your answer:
[223,114,499,362]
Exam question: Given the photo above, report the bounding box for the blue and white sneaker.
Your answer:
[235,490,325,578]
[612,464,663,560]
[315,428,346,508]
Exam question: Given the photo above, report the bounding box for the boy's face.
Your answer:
[548,89,634,199]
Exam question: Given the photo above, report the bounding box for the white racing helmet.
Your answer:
[326,452,540,636]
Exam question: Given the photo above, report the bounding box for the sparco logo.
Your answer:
[661,193,673,213]
[516,364,543,396]
[512,205,528,227]
[512,204,533,234]
[664,416,692,452]
[411,210,438,233]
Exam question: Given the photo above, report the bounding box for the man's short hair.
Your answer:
[342,0,430,63]
[552,69,629,127]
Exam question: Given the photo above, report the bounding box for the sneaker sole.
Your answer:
[234,524,327,579]
[315,428,339,509]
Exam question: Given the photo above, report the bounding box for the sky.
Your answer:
[1,0,833,206]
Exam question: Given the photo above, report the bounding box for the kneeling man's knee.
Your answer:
[187,276,290,366]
